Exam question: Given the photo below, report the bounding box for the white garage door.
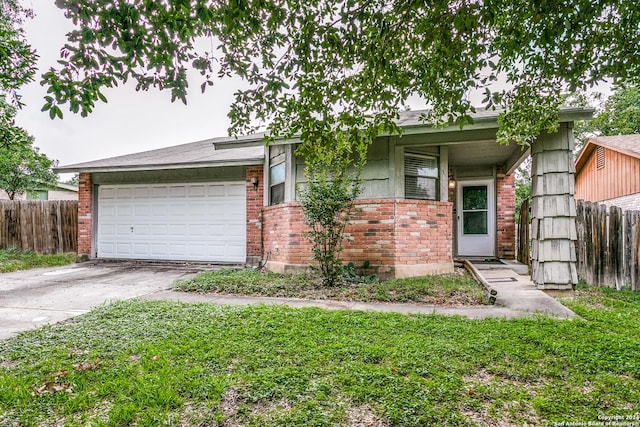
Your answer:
[97,182,246,262]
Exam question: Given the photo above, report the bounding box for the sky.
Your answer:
[15,1,253,176]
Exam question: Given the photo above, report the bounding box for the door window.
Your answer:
[462,185,488,234]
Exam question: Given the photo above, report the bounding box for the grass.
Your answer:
[0,248,76,273]
[1,284,639,426]
[175,268,488,305]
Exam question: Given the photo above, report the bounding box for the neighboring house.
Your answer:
[0,182,79,201]
[575,134,640,211]
[55,108,591,283]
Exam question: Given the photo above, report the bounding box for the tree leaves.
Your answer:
[0,0,37,107]
[37,0,640,148]
[0,125,58,200]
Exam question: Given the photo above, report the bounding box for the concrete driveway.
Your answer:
[0,262,208,340]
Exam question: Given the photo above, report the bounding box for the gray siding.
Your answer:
[294,137,393,199]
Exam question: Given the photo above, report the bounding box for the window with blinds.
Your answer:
[270,162,285,205]
[404,154,438,200]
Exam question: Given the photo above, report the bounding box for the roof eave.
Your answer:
[575,137,640,174]
[213,107,595,148]
[54,158,265,174]
[574,141,596,173]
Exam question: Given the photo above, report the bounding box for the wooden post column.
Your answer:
[530,124,578,290]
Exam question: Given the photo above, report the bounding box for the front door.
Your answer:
[456,179,495,257]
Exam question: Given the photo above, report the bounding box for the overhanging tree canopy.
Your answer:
[44,0,640,149]
[0,0,37,108]
[0,128,57,200]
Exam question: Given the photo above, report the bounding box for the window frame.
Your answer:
[404,152,439,201]
[269,161,286,205]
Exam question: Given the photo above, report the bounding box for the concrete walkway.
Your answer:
[465,261,576,319]
[142,290,526,319]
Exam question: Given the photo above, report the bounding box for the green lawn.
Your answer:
[1,284,639,426]
[0,249,76,273]
[175,268,488,305]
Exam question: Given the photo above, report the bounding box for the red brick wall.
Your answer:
[395,200,453,265]
[77,172,92,258]
[262,202,309,265]
[496,168,516,259]
[245,165,264,260]
[262,199,453,276]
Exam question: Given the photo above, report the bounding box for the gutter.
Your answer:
[53,158,265,174]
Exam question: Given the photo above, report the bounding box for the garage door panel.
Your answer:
[152,204,169,216]
[151,243,168,256]
[169,186,187,197]
[117,205,134,216]
[227,184,245,196]
[116,188,133,198]
[98,182,246,262]
[133,224,150,235]
[101,206,116,217]
[187,244,207,257]
[170,224,188,235]
[133,187,150,198]
[99,224,115,235]
[99,242,115,255]
[223,245,246,259]
[206,185,226,196]
[168,243,188,255]
[116,224,132,236]
[188,185,206,197]
[133,243,150,256]
[116,243,132,255]
[100,188,117,199]
[134,205,151,216]
[151,187,168,197]
[188,224,207,235]
[151,224,169,234]
[189,203,207,216]
[169,205,189,216]
[226,224,245,237]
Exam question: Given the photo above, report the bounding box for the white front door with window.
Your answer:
[456,179,495,257]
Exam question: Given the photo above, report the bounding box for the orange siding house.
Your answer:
[575,135,640,209]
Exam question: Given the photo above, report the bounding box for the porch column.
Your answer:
[77,172,93,261]
[530,124,578,290]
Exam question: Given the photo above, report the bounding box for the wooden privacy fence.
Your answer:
[516,198,531,266]
[0,200,78,254]
[576,200,640,290]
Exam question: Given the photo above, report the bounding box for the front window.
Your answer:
[269,162,285,205]
[404,154,438,200]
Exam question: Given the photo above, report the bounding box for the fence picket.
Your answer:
[0,200,78,254]
[572,200,640,290]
